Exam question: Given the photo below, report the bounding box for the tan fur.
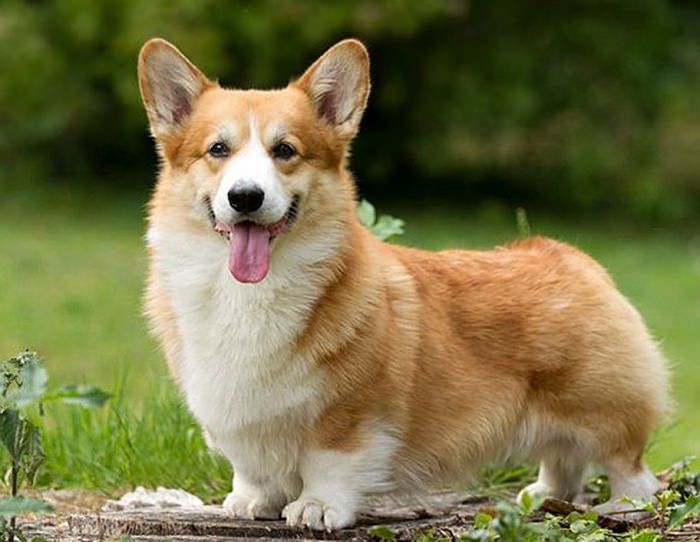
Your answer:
[139,38,671,516]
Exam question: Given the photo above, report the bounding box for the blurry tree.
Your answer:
[2,0,700,221]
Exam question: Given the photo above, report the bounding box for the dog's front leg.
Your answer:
[223,468,293,520]
[282,430,398,531]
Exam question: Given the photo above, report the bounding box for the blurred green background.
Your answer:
[5,0,700,221]
[1,0,698,477]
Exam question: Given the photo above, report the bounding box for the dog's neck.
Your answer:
[293,217,386,363]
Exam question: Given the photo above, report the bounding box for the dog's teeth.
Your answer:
[215,229,231,241]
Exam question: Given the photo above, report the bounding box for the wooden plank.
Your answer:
[62,492,485,541]
[22,491,694,541]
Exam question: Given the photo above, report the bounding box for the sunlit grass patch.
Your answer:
[39,383,231,501]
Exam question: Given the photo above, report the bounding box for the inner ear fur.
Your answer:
[294,39,371,140]
[138,38,213,138]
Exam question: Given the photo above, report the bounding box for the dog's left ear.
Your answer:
[294,39,370,140]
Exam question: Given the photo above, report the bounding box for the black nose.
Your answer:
[227,186,265,213]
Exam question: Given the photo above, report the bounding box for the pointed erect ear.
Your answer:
[138,38,212,138]
[294,39,370,140]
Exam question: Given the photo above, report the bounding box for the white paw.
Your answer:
[222,491,282,520]
[282,497,354,531]
[517,481,552,504]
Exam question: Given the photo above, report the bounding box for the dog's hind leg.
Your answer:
[518,447,589,504]
[594,453,661,515]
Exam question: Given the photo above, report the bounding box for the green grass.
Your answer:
[39,387,231,500]
[0,189,164,399]
[1,191,698,497]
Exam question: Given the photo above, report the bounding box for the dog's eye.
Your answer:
[208,141,230,158]
[272,142,296,161]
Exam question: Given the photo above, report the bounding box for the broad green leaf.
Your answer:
[356,200,404,241]
[669,494,700,529]
[0,411,45,481]
[657,489,680,508]
[569,519,599,535]
[519,491,533,514]
[17,420,44,483]
[0,409,22,456]
[580,511,599,522]
[44,385,111,409]
[368,525,396,541]
[371,215,405,241]
[473,511,493,529]
[357,199,376,228]
[0,497,52,518]
[627,530,660,542]
[668,456,696,484]
[5,356,49,407]
[2,352,47,408]
[566,510,599,523]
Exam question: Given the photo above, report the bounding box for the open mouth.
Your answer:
[204,195,299,284]
[209,195,299,241]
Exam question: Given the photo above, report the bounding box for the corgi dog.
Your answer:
[138,38,671,530]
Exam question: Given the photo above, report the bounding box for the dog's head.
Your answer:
[138,39,370,283]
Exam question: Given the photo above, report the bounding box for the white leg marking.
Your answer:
[223,470,288,520]
[283,428,398,531]
[518,452,588,503]
[595,462,661,516]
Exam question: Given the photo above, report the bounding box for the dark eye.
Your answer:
[272,142,296,161]
[208,141,230,158]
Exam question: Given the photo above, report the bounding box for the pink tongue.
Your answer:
[229,223,271,283]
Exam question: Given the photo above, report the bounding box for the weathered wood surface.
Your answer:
[19,490,698,541]
[22,491,486,541]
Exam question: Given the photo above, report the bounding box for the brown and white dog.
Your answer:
[138,38,671,530]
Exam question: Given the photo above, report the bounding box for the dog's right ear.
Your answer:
[138,39,213,138]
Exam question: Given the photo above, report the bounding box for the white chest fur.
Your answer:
[147,226,327,455]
